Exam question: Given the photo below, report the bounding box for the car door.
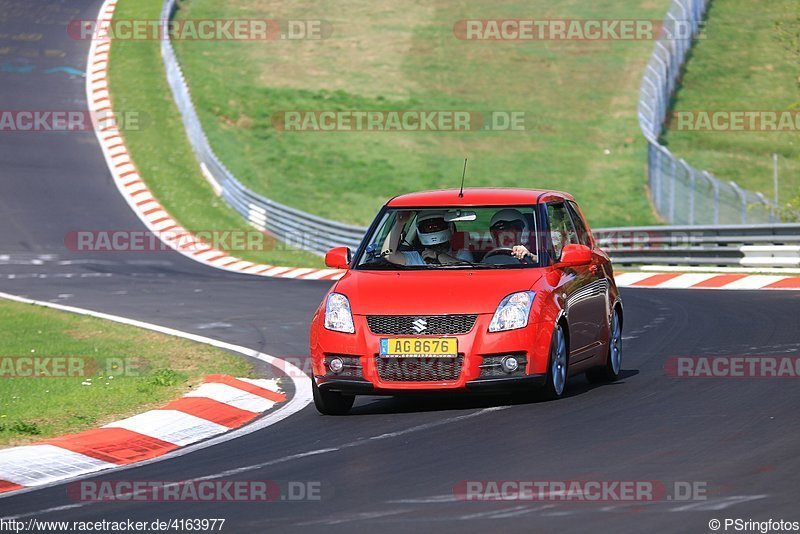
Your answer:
[566,201,609,348]
[546,202,600,362]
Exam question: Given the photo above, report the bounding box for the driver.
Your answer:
[385,210,474,266]
[484,208,537,262]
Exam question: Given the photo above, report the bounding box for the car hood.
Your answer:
[333,269,544,315]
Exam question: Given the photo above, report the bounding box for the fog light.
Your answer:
[329,357,344,374]
[501,356,519,373]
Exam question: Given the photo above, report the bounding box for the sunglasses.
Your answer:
[490,220,524,232]
[419,219,448,233]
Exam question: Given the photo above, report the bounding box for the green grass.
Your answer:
[107,0,322,267]
[663,0,799,205]
[0,299,252,447]
[164,0,670,228]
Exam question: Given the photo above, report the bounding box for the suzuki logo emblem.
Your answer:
[412,318,428,333]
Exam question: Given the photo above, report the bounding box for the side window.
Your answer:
[566,201,592,248]
[546,202,578,259]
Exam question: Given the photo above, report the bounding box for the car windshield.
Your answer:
[355,206,543,270]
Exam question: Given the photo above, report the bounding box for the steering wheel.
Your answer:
[483,247,534,265]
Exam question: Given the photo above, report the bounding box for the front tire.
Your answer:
[541,323,569,400]
[312,380,355,415]
[587,307,622,384]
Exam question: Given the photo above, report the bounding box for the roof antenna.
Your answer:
[459,158,468,198]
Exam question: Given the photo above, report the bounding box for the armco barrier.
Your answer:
[594,224,800,268]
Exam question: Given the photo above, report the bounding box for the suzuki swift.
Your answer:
[310,188,623,415]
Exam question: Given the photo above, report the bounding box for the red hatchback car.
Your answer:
[310,188,623,415]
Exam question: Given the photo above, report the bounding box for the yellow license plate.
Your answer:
[379,337,457,357]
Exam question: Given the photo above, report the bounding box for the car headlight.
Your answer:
[324,293,355,333]
[488,291,535,332]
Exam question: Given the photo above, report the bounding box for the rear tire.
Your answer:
[541,323,569,400]
[312,380,355,415]
[586,307,622,384]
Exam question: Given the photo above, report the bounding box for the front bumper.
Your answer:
[311,313,554,394]
[317,373,547,395]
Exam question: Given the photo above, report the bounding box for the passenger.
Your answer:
[385,210,475,265]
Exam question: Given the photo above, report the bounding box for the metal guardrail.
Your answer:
[160,0,367,255]
[595,224,800,267]
[638,0,777,225]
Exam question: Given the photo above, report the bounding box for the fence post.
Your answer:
[653,145,662,211]
[655,43,672,95]
[757,192,773,224]
[651,52,669,119]
[664,17,679,79]
[729,181,748,224]
[680,159,695,225]
[669,157,677,222]
[673,0,690,57]
[703,171,719,224]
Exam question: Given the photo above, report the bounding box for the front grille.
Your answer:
[376,355,464,382]
[367,315,477,335]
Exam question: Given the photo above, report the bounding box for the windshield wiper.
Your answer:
[439,263,513,269]
[357,260,404,270]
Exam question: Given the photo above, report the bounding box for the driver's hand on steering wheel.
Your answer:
[421,249,439,263]
[512,245,532,260]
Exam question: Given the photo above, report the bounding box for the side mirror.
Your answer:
[325,247,352,269]
[556,244,592,268]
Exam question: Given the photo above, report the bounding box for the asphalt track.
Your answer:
[1,1,799,532]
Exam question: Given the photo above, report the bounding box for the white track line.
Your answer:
[0,291,312,499]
